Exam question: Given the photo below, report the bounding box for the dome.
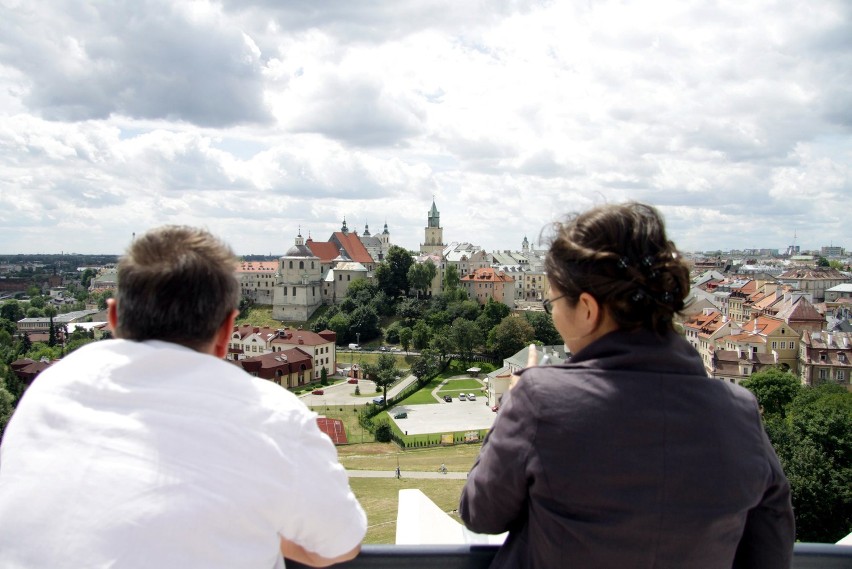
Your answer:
[284,244,315,258]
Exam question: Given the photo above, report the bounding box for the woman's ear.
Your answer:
[576,292,601,331]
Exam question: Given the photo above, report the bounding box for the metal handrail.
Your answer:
[285,543,852,569]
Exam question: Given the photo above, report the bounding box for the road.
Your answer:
[346,469,467,479]
[299,373,420,406]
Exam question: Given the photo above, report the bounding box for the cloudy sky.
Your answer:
[1,0,850,256]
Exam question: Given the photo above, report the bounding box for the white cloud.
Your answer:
[0,0,850,254]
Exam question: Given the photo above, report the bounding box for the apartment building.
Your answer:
[228,325,336,381]
[799,331,852,391]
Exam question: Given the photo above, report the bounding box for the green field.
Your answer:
[350,477,468,544]
[436,378,485,393]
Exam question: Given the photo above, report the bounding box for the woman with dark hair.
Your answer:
[459,202,794,568]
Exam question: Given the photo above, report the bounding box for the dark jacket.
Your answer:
[459,329,794,568]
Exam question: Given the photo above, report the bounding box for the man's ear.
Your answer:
[212,309,239,359]
[107,298,119,336]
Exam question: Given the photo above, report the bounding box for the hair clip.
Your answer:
[617,257,630,270]
[641,256,654,267]
[661,291,674,304]
[631,289,647,303]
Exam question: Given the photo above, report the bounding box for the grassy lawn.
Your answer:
[399,389,442,405]
[436,378,485,392]
[307,404,375,445]
[340,351,415,369]
[337,442,481,472]
[350,477,468,544]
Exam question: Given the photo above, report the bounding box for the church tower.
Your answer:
[420,198,445,254]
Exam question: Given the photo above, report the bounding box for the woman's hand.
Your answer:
[509,344,538,390]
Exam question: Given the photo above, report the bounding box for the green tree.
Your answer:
[26,285,41,297]
[0,376,16,439]
[43,305,58,318]
[29,296,45,309]
[328,313,351,343]
[411,349,440,384]
[408,259,437,298]
[398,326,413,353]
[80,268,97,288]
[430,325,453,363]
[412,321,431,351]
[349,305,380,342]
[48,317,57,347]
[828,260,844,270]
[488,315,536,360]
[375,246,413,299]
[481,298,511,328]
[740,368,802,417]
[320,366,329,386]
[384,321,402,344]
[816,257,830,267]
[1,301,24,322]
[524,311,562,346]
[450,317,483,365]
[775,384,852,542]
[26,307,43,318]
[395,297,422,326]
[443,264,461,291]
[363,353,402,404]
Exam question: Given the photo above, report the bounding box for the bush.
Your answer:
[375,421,393,442]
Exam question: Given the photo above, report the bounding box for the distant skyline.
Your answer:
[1,1,850,255]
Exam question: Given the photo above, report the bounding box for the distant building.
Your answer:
[236,260,278,304]
[821,246,845,257]
[799,331,851,391]
[271,232,323,321]
[461,268,516,309]
[777,267,850,302]
[420,199,446,255]
[228,324,336,381]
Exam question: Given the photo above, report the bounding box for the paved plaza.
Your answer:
[388,399,497,435]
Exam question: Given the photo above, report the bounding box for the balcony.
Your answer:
[284,490,852,569]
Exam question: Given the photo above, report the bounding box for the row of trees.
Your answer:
[310,276,560,362]
[741,369,852,542]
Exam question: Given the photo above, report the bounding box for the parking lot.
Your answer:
[388,398,497,435]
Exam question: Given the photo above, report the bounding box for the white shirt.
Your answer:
[0,339,366,568]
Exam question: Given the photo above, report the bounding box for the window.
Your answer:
[771,341,777,349]
[292,287,296,296]
[790,341,795,350]
[819,368,828,380]
[289,261,293,269]
[339,275,342,281]
[347,275,351,281]
[299,261,304,269]
[836,370,845,381]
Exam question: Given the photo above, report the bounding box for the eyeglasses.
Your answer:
[542,293,569,315]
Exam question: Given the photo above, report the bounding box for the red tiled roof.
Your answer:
[460,268,515,282]
[330,232,374,264]
[236,348,313,379]
[306,239,341,262]
[236,261,278,273]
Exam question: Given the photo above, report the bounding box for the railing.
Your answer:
[285,543,852,569]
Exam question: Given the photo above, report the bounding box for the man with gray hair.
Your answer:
[0,226,366,568]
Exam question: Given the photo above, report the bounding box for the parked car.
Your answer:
[394,411,407,419]
[379,346,388,352]
[372,396,385,405]
[443,395,452,402]
[311,389,324,395]
[459,393,467,401]
[468,393,476,401]
[347,378,358,384]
